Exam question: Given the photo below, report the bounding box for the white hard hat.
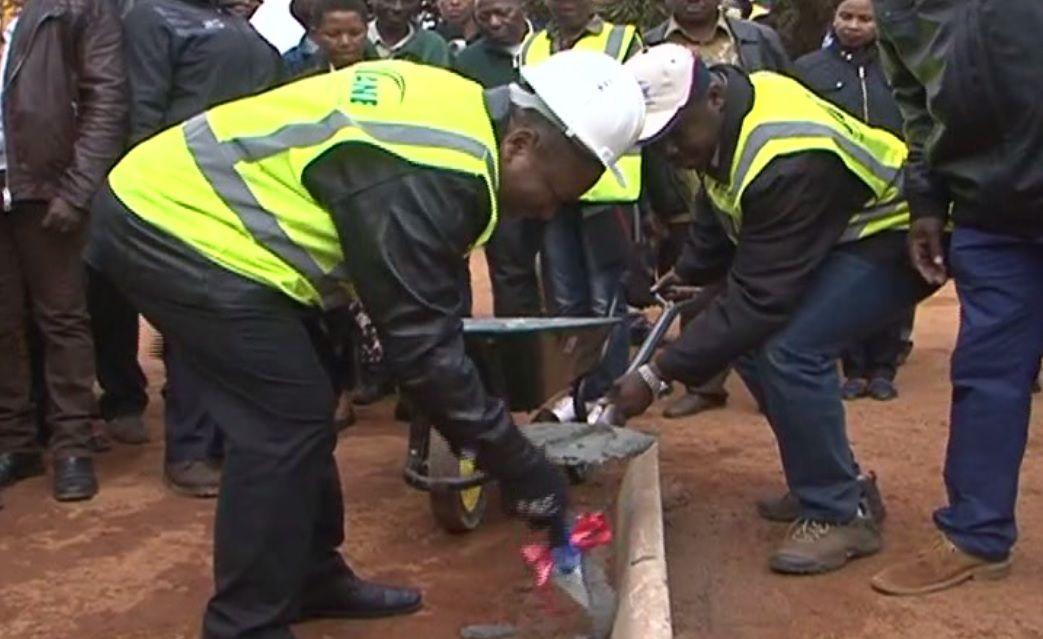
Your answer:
[519,49,646,187]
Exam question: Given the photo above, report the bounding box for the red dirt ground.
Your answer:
[1,255,1041,639]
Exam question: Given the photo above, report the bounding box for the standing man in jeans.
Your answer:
[121,0,283,497]
[0,0,127,501]
[520,0,641,419]
[870,1,1043,596]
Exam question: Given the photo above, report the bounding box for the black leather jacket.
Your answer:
[874,0,1043,234]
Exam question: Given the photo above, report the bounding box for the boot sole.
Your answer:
[298,600,423,621]
[771,538,882,575]
[871,559,1012,596]
[54,487,98,502]
[164,475,219,499]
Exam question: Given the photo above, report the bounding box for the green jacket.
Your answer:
[371,26,452,68]
[453,37,519,88]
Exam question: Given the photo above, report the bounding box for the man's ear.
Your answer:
[500,125,539,165]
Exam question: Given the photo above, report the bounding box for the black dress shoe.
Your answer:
[300,575,422,621]
[53,456,98,502]
[0,452,45,487]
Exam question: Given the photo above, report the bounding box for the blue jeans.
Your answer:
[735,240,935,522]
[934,227,1043,561]
[542,203,633,400]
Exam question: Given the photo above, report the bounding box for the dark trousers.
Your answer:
[934,226,1043,561]
[91,195,349,639]
[735,243,934,522]
[484,216,542,317]
[163,346,225,462]
[840,309,914,382]
[87,265,148,420]
[542,204,632,400]
[0,202,94,457]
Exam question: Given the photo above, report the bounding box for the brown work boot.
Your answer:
[871,535,1012,596]
[164,460,221,498]
[757,472,887,524]
[662,392,725,419]
[770,516,881,574]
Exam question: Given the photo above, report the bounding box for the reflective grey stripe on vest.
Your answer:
[731,121,901,198]
[840,199,908,243]
[604,24,630,61]
[519,33,538,64]
[183,110,497,306]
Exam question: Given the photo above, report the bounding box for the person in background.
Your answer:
[0,0,127,501]
[870,1,1043,597]
[122,0,283,498]
[454,0,541,317]
[283,0,322,77]
[520,0,642,422]
[369,0,451,66]
[435,0,479,54]
[795,0,912,403]
[285,0,372,79]
[643,0,791,420]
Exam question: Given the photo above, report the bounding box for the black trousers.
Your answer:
[483,216,542,317]
[841,309,915,382]
[87,266,148,421]
[89,190,349,639]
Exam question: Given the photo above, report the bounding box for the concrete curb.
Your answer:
[611,442,672,639]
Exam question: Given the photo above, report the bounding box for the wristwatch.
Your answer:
[636,364,670,398]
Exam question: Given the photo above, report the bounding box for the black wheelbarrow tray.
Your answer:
[401,317,657,533]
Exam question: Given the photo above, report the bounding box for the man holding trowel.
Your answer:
[613,44,939,575]
[87,52,650,638]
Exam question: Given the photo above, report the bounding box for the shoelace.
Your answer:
[790,519,833,542]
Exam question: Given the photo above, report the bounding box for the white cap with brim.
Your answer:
[518,49,646,188]
[625,43,699,144]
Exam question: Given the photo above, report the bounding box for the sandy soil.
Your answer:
[1,255,1041,639]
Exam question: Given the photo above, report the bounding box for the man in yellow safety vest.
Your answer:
[86,52,647,639]
[613,44,941,575]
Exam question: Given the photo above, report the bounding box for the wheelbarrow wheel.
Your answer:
[427,431,488,533]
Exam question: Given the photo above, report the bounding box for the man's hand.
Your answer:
[501,456,569,529]
[908,217,947,285]
[41,197,85,233]
[608,370,655,421]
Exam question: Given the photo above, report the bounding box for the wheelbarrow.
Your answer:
[402,316,655,533]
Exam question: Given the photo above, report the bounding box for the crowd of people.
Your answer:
[2,0,1042,636]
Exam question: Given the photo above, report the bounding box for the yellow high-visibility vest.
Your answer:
[704,71,910,243]
[109,61,500,309]
[520,21,642,203]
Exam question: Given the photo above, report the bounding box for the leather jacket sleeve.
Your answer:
[57,0,129,209]
[302,144,547,482]
[875,25,950,223]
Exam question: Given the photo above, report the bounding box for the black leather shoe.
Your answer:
[53,456,98,502]
[300,575,422,621]
[0,452,45,487]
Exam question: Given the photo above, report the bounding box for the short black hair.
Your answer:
[289,0,315,29]
[311,0,369,26]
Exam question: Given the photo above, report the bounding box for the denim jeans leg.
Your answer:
[933,227,1043,561]
[752,244,935,522]
[541,204,591,317]
[581,205,632,399]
